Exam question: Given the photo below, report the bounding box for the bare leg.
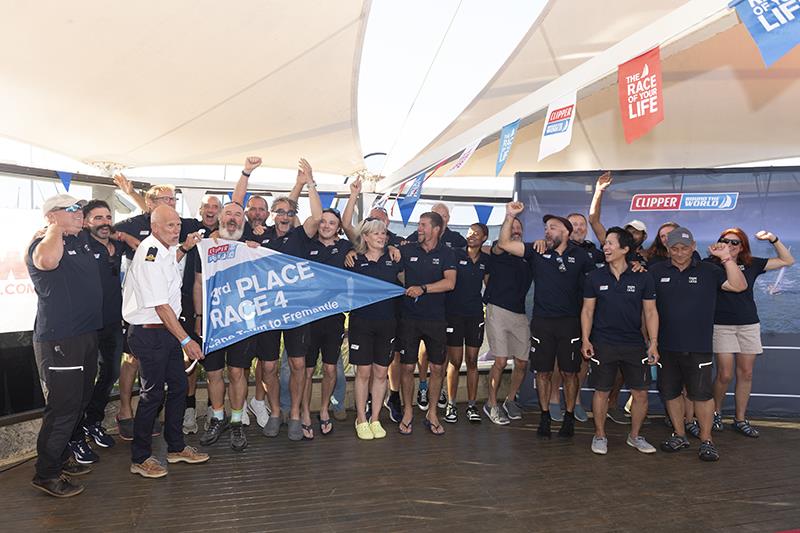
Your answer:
[695,398,715,441]
[400,363,415,429]
[734,354,756,421]
[288,356,305,420]
[607,370,624,410]
[561,371,579,412]
[575,359,589,408]
[446,346,463,403]
[206,369,226,412]
[536,371,553,411]
[505,358,528,402]
[254,360,266,402]
[487,356,508,407]
[665,396,686,436]
[354,365,370,424]
[464,346,479,403]
[629,389,648,438]
[228,367,247,411]
[592,390,610,437]
[320,362,337,421]
[261,360,280,418]
[712,353,734,413]
[550,361,562,405]
[426,363,444,432]
[370,364,388,424]
[301,367,314,425]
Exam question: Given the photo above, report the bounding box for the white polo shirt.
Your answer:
[122,234,184,325]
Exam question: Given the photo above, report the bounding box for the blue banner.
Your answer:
[56,171,72,191]
[733,0,800,67]
[474,204,493,225]
[317,191,337,209]
[496,119,520,176]
[399,172,425,226]
[198,240,404,354]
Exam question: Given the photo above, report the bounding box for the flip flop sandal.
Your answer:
[301,423,314,440]
[318,415,334,436]
[423,419,445,436]
[399,419,413,435]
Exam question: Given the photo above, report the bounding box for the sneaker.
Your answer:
[240,407,250,427]
[483,403,510,425]
[549,402,563,422]
[685,419,701,439]
[31,475,84,498]
[167,445,210,464]
[182,407,199,434]
[503,399,523,420]
[607,407,631,425]
[574,404,588,423]
[116,415,134,441]
[537,411,552,438]
[417,387,429,411]
[437,390,448,409]
[230,422,247,451]
[732,419,760,438]
[62,456,92,477]
[152,418,162,437]
[247,399,270,428]
[203,406,214,431]
[68,438,99,465]
[591,435,608,455]
[130,456,168,478]
[558,411,575,438]
[384,394,402,424]
[263,416,281,438]
[84,422,115,448]
[712,412,724,432]
[444,403,458,424]
[660,433,690,453]
[699,440,720,462]
[199,416,229,446]
[626,434,657,454]
[466,405,481,423]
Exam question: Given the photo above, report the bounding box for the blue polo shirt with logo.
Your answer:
[260,225,309,259]
[406,227,467,250]
[483,241,532,315]
[525,242,595,319]
[398,241,457,321]
[348,251,402,320]
[707,256,768,326]
[446,248,489,318]
[84,230,130,326]
[584,266,655,346]
[306,238,353,269]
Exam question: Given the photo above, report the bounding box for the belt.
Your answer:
[140,324,166,329]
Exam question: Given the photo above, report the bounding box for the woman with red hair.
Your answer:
[709,227,794,438]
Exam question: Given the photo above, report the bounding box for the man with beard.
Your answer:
[499,203,595,438]
[67,200,139,461]
[193,202,260,451]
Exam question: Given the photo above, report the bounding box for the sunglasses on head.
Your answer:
[54,203,82,213]
[718,238,741,246]
[272,209,297,217]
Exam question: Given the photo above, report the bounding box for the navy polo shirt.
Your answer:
[708,256,768,325]
[398,241,457,321]
[260,225,309,259]
[573,239,605,269]
[115,214,200,259]
[406,227,467,250]
[584,266,655,346]
[446,249,489,318]
[483,241,532,315]
[307,238,353,269]
[84,230,129,326]
[242,220,268,245]
[525,242,595,319]
[348,251,402,320]
[649,258,726,353]
[386,229,404,247]
[27,232,103,342]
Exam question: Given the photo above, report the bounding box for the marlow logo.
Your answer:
[630,192,738,211]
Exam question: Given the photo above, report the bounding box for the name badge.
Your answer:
[567,256,575,263]
[446,327,454,333]
[543,254,551,259]
[331,248,339,254]
[627,285,636,292]
[599,285,608,291]
[688,276,698,284]
[660,277,670,282]
[410,257,418,262]
[139,230,149,236]
[360,263,369,267]
[459,260,468,265]
[480,264,486,270]
[432,258,440,265]
[67,250,77,255]
[385,260,393,266]
[350,344,360,350]
[310,250,319,255]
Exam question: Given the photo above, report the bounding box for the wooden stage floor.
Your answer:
[2,408,799,532]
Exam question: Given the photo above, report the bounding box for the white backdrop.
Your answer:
[0,208,46,333]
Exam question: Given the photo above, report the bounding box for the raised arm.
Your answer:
[709,243,747,292]
[341,177,362,242]
[113,174,147,212]
[497,202,526,257]
[231,156,262,207]
[755,230,795,271]
[299,158,323,238]
[588,171,612,243]
[31,223,66,271]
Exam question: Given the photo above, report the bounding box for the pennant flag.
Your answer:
[317,192,337,209]
[474,204,494,225]
[198,239,405,354]
[538,92,577,161]
[373,190,391,209]
[397,171,425,226]
[618,47,664,144]
[399,200,416,227]
[445,138,482,176]
[733,0,800,67]
[496,119,520,176]
[56,171,73,191]
[227,191,251,206]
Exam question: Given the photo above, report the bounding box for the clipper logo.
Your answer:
[543,105,574,136]
[208,244,237,263]
[630,193,738,211]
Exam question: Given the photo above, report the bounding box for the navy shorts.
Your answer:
[446,315,485,348]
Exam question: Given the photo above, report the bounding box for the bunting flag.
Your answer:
[56,171,73,191]
[496,119,520,176]
[398,171,426,227]
[227,191,251,206]
[474,204,494,225]
[618,47,664,144]
[733,0,800,67]
[317,192,337,209]
[446,138,482,176]
[538,92,577,161]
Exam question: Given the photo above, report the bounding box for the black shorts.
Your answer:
[398,318,447,366]
[588,342,650,392]
[446,315,485,348]
[348,318,396,367]
[529,316,581,374]
[202,337,253,371]
[657,350,713,402]
[252,324,311,362]
[305,314,345,368]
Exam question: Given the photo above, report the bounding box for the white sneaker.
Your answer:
[591,435,608,455]
[626,434,657,454]
[182,407,198,434]
[241,405,251,427]
[248,398,270,428]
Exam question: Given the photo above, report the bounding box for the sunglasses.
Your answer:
[54,203,82,213]
[718,238,741,246]
[272,209,297,217]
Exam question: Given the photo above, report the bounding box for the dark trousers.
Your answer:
[73,322,123,435]
[127,326,187,464]
[33,331,98,479]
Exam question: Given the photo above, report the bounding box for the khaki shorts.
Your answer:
[486,304,530,360]
[713,323,763,355]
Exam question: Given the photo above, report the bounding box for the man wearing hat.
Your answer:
[27,194,103,497]
[649,226,746,461]
[499,202,596,438]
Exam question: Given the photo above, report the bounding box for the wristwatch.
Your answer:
[421,285,428,294]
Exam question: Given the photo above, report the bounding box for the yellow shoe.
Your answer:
[355,421,374,440]
[369,421,387,439]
